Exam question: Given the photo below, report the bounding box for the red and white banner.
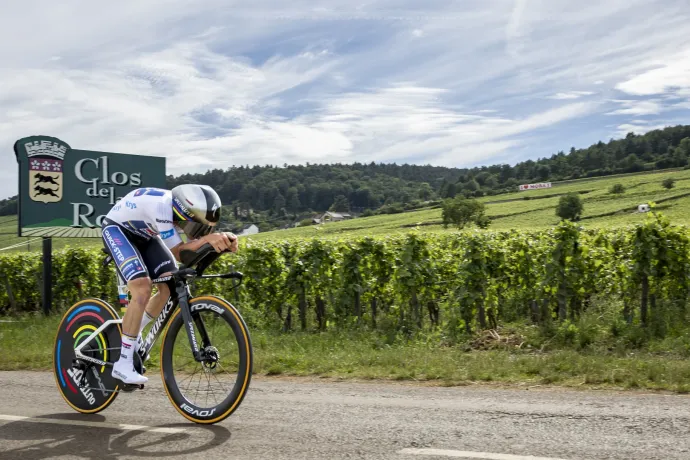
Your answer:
[519,182,552,191]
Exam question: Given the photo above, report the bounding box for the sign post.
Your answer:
[13,135,166,314]
[42,237,52,315]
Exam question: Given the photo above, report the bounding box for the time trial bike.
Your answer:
[52,242,253,424]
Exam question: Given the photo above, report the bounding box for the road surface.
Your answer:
[0,370,689,459]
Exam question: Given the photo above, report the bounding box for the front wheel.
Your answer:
[159,295,253,424]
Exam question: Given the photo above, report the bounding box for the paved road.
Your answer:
[0,371,689,460]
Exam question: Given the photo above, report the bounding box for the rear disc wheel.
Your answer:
[52,298,122,414]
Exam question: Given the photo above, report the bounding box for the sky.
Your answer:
[2,0,690,200]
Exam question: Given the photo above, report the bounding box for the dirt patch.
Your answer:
[469,328,527,351]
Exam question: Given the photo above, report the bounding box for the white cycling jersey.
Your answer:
[104,187,184,249]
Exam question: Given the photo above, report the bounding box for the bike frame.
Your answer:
[74,245,241,370]
[73,275,191,368]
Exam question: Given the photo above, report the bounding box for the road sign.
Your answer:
[14,135,166,238]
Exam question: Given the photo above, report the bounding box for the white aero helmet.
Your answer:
[171,184,222,239]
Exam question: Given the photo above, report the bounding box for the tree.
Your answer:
[662,178,676,189]
[609,183,626,194]
[418,182,434,201]
[475,214,491,229]
[273,192,286,215]
[286,187,301,212]
[483,175,499,189]
[329,195,350,212]
[678,137,690,156]
[463,180,479,193]
[441,196,487,229]
[536,164,551,181]
[444,182,457,198]
[556,193,584,221]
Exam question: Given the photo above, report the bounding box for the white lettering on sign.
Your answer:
[70,202,108,228]
[75,156,142,204]
[518,182,552,191]
[69,155,146,227]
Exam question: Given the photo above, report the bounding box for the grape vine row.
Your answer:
[2,211,689,339]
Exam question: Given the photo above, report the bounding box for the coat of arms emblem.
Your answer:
[24,139,68,203]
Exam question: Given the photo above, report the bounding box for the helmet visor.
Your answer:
[179,221,215,239]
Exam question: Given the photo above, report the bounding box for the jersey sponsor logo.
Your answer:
[119,220,157,239]
[121,257,146,281]
[154,260,172,273]
[125,201,137,209]
[103,228,126,264]
[156,218,172,224]
[103,226,146,281]
[160,229,175,239]
[134,187,166,197]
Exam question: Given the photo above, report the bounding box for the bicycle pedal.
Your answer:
[121,383,144,392]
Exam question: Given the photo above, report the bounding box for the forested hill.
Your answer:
[0,196,17,217]
[168,163,457,215]
[2,124,690,218]
[167,125,690,214]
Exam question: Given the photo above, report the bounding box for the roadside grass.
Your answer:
[3,314,690,393]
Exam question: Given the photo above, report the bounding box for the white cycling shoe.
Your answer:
[112,359,148,385]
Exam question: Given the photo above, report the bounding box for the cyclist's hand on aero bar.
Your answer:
[204,232,238,253]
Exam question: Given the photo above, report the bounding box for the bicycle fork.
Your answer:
[174,279,212,363]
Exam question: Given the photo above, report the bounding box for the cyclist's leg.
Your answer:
[101,223,151,384]
[136,236,179,353]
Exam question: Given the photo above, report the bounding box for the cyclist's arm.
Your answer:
[169,233,238,262]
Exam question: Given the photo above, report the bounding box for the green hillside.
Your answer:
[0,166,690,251]
[2,166,690,252]
[246,167,690,241]
[0,216,102,253]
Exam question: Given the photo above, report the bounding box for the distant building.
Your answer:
[313,211,353,224]
[237,224,259,236]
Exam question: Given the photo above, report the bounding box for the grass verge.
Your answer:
[2,314,690,393]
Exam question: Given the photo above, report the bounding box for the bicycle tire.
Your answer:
[52,298,122,414]
[160,295,253,424]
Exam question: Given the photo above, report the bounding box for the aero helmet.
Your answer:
[171,184,222,239]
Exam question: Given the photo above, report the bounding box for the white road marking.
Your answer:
[0,414,185,434]
[398,448,571,460]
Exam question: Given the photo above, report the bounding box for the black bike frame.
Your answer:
[84,243,239,368]
[138,270,210,363]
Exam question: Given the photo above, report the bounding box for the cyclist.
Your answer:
[100,184,238,385]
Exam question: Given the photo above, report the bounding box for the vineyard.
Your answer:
[2,209,690,352]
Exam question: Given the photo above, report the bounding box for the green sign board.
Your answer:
[14,135,166,238]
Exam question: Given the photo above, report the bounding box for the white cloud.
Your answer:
[1,0,690,200]
[607,99,662,116]
[615,49,690,96]
[548,91,595,100]
[613,122,672,139]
